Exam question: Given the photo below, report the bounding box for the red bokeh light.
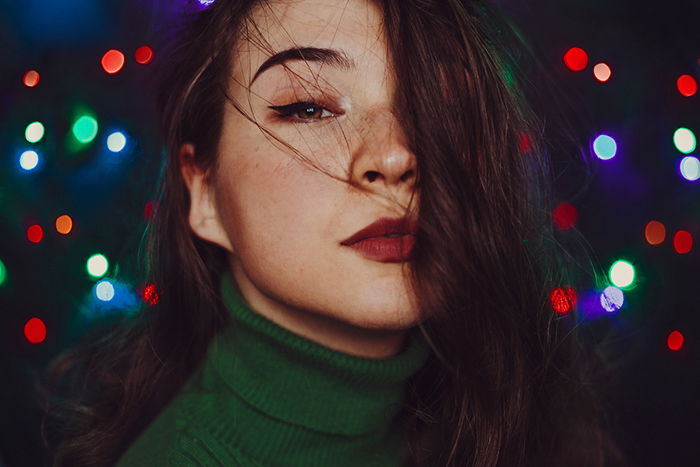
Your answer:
[677,74,698,97]
[673,230,693,254]
[144,200,159,220]
[563,47,588,72]
[24,317,47,344]
[135,45,154,65]
[23,70,40,87]
[141,283,160,305]
[552,202,578,230]
[667,330,684,351]
[518,132,532,153]
[101,49,126,74]
[27,224,44,243]
[550,286,577,314]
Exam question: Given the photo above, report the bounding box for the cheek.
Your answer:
[217,147,340,260]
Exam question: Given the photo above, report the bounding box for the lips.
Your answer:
[341,216,417,246]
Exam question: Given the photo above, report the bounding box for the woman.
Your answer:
[43,0,627,465]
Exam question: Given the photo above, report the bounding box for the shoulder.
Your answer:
[115,382,248,467]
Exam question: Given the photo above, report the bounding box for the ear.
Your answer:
[179,143,234,253]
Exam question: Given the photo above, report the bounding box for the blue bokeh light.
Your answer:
[593,134,617,160]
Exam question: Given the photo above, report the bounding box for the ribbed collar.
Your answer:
[212,269,431,437]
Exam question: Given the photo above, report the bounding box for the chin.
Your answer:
[340,289,422,331]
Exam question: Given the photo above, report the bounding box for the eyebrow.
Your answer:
[250,47,355,84]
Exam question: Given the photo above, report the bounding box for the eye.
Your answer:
[268,101,339,123]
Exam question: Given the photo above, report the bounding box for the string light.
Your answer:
[644,220,666,245]
[593,134,617,160]
[677,75,697,97]
[24,318,47,344]
[134,45,154,65]
[593,62,612,82]
[101,49,125,74]
[563,47,588,71]
[23,70,40,87]
[55,215,74,235]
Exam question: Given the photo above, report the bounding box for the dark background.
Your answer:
[1,0,698,465]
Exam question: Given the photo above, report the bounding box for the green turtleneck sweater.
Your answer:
[116,269,431,466]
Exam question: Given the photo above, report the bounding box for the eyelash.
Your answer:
[268,101,340,123]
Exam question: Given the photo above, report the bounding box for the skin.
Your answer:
[180,0,422,359]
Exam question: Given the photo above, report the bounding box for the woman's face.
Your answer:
[182,0,422,357]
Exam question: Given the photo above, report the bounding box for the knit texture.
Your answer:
[116,269,431,466]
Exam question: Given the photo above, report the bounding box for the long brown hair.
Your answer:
[42,0,627,465]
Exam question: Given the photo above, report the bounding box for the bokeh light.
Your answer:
[72,115,99,144]
[141,283,160,305]
[27,224,43,243]
[593,63,612,82]
[23,70,40,87]
[609,260,635,288]
[197,0,216,7]
[600,286,624,313]
[679,156,700,181]
[86,253,109,278]
[593,134,617,160]
[552,202,578,230]
[107,131,127,152]
[101,49,125,74]
[563,47,588,71]
[55,214,73,235]
[144,200,159,220]
[134,45,154,65]
[518,132,531,153]
[667,330,684,351]
[644,220,666,245]
[24,317,47,344]
[673,230,693,254]
[19,150,39,171]
[95,280,116,301]
[673,127,696,154]
[25,121,45,143]
[677,74,697,97]
[549,286,576,314]
[0,259,6,286]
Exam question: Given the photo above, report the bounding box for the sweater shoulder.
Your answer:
[115,371,253,467]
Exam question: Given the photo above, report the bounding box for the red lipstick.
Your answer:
[341,217,417,262]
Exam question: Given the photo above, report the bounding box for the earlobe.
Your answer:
[179,143,234,253]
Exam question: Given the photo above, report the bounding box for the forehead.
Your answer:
[232,0,387,85]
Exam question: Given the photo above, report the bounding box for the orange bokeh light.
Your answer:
[101,49,125,74]
[644,220,666,245]
[23,70,40,87]
[55,214,73,235]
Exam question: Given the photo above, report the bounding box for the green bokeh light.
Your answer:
[673,127,696,154]
[86,253,109,278]
[0,259,6,286]
[609,260,635,289]
[72,115,99,144]
[25,121,45,143]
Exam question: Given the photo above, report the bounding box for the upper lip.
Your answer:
[341,217,417,246]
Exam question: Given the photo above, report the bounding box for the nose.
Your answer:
[349,110,417,197]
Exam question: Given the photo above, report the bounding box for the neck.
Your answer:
[229,257,409,358]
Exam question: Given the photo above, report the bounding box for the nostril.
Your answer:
[400,170,414,182]
[367,171,380,182]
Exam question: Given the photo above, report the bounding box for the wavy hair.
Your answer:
[42,0,627,465]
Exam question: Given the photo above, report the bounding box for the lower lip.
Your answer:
[344,235,416,262]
